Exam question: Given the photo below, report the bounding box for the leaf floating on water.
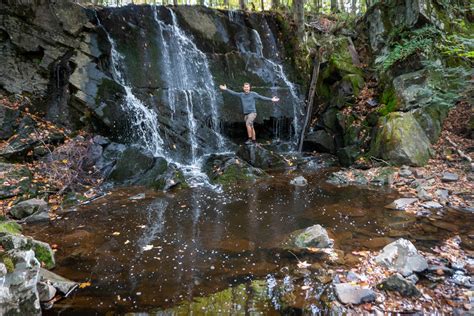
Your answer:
[112,232,120,236]
[297,261,311,269]
[79,281,91,289]
[124,240,130,245]
[137,225,146,229]
[142,245,154,251]
[301,285,310,290]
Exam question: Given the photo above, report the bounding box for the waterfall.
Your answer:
[230,19,303,147]
[152,7,225,164]
[97,14,165,157]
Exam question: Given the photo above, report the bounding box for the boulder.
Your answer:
[0,250,41,316]
[284,225,333,249]
[370,112,432,166]
[304,130,335,154]
[9,199,48,220]
[137,160,186,191]
[375,238,428,276]
[377,273,421,297]
[203,154,266,185]
[334,283,376,305]
[107,146,156,184]
[0,233,55,269]
[236,145,289,170]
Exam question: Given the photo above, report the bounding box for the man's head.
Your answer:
[243,82,251,93]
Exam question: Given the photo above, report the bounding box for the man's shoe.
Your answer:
[245,139,253,145]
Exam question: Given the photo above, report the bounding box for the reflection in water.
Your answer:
[26,171,472,314]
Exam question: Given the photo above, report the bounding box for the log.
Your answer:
[298,50,321,152]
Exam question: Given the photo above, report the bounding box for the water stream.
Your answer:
[26,169,472,314]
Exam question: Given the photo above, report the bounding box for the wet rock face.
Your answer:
[9,199,48,220]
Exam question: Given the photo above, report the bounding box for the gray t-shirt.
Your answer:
[224,89,273,114]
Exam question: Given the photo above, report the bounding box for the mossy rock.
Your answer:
[0,233,55,269]
[370,112,432,166]
[0,221,22,235]
[203,154,266,186]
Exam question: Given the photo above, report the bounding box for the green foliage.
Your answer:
[438,34,474,60]
[378,88,398,116]
[382,26,441,71]
[0,221,22,235]
[33,243,55,269]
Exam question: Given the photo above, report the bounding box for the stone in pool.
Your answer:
[375,238,428,276]
[377,273,421,297]
[384,198,418,210]
[334,283,376,305]
[284,224,333,249]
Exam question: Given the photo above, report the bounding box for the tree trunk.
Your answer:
[292,0,304,40]
[299,50,321,152]
[200,0,204,5]
[239,0,246,10]
[339,0,344,12]
[351,0,357,13]
[261,0,264,10]
[224,0,229,8]
[271,0,280,9]
[331,0,338,12]
[173,0,178,5]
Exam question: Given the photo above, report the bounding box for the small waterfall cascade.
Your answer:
[96,14,165,157]
[152,7,225,165]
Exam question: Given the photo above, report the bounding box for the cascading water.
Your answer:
[152,7,225,162]
[96,14,165,157]
[151,7,229,188]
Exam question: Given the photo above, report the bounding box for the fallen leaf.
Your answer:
[79,281,91,289]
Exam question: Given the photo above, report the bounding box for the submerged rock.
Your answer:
[384,198,418,210]
[334,283,376,305]
[284,224,333,249]
[375,238,428,276]
[9,199,48,220]
[377,273,421,297]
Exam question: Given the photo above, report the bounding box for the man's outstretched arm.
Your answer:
[253,92,280,102]
[219,84,241,96]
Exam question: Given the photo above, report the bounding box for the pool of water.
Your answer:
[24,168,471,314]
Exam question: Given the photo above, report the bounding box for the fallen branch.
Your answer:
[446,136,472,162]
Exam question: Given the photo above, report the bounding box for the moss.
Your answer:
[0,221,22,235]
[2,256,14,273]
[378,87,399,116]
[214,165,253,185]
[33,243,55,269]
[342,74,364,97]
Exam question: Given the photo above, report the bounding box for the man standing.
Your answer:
[219,82,280,145]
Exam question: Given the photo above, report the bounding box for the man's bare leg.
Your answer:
[246,124,253,139]
[251,127,256,141]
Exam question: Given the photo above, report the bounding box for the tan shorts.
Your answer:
[244,112,257,126]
